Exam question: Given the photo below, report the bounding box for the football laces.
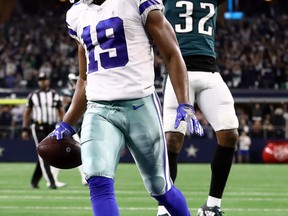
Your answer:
[70,0,93,4]
[82,0,94,4]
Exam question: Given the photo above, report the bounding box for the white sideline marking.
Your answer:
[1,195,288,202]
[1,189,288,196]
[0,206,288,212]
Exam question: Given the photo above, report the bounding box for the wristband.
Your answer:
[22,127,30,133]
[60,122,76,134]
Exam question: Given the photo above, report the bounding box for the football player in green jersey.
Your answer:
[158,1,239,216]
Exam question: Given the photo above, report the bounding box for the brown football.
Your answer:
[37,135,81,169]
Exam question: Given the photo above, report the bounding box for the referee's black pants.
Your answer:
[31,123,56,188]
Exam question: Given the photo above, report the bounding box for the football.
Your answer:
[37,135,82,169]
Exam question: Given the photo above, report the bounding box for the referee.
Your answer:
[22,72,66,189]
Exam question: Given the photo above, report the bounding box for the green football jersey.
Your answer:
[164,0,221,58]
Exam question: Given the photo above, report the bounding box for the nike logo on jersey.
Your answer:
[132,104,144,110]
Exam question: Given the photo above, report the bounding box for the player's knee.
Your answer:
[166,132,184,153]
[144,176,166,195]
[228,129,239,146]
[217,129,239,148]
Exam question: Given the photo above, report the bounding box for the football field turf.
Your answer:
[0,163,287,216]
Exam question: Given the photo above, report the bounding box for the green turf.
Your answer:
[0,163,287,215]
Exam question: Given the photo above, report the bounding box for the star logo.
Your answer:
[185,145,198,157]
[0,147,5,158]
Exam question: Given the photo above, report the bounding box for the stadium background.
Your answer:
[0,0,288,163]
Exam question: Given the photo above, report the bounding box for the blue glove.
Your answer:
[174,103,204,136]
[52,122,76,140]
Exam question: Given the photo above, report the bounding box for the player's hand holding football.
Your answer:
[52,122,76,140]
[174,103,204,136]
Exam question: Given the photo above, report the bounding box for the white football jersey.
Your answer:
[66,0,164,101]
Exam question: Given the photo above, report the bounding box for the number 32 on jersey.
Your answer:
[175,1,215,36]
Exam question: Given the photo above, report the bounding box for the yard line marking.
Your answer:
[224,208,288,212]
[0,195,88,199]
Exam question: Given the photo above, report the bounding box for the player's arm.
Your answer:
[145,10,189,104]
[145,10,204,136]
[62,40,87,126]
[57,106,65,121]
[52,41,87,140]
[219,0,226,5]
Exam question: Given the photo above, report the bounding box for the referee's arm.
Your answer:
[22,106,32,140]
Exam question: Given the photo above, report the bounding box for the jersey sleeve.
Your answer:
[66,2,86,42]
[139,0,164,25]
[67,23,80,42]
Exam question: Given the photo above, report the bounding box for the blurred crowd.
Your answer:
[0,12,77,89]
[0,3,288,90]
[0,2,288,141]
[192,102,288,140]
[216,15,288,90]
[1,101,288,141]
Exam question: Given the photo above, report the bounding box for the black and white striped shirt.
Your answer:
[26,89,63,125]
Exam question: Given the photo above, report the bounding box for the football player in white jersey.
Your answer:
[52,0,203,215]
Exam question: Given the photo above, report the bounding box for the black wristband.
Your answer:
[22,127,30,133]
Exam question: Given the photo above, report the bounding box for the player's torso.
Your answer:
[164,0,219,58]
[67,0,159,101]
[30,90,61,124]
